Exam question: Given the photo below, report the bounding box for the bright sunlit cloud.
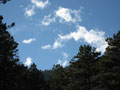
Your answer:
[55,7,82,23]
[41,6,83,26]
[51,26,108,53]
[24,57,32,66]
[41,44,51,49]
[23,38,36,44]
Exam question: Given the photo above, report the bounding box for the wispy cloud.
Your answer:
[24,57,32,66]
[57,52,69,67]
[23,38,36,44]
[41,6,83,26]
[51,26,108,53]
[24,5,35,17]
[41,14,56,26]
[41,41,62,50]
[31,0,49,9]
[41,44,51,49]
[52,39,63,49]
[24,0,50,17]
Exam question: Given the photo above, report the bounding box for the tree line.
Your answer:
[0,1,120,90]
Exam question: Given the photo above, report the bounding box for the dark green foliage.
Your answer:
[48,64,69,90]
[66,45,101,90]
[98,31,120,90]
[0,15,19,90]
[27,63,45,90]
[15,63,46,90]
[0,16,18,60]
[43,70,52,80]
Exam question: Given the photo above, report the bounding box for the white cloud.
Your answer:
[51,26,108,53]
[52,39,63,49]
[31,0,49,9]
[41,6,82,26]
[55,7,82,23]
[23,38,36,44]
[24,0,50,17]
[56,7,73,22]
[41,44,51,49]
[41,39,63,50]
[24,5,35,17]
[57,52,69,67]
[24,57,32,66]
[41,14,56,26]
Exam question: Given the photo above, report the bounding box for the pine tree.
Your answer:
[0,16,19,90]
[49,64,69,90]
[98,31,120,90]
[15,64,28,90]
[26,63,45,90]
[67,45,101,90]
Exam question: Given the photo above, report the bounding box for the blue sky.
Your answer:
[0,0,120,70]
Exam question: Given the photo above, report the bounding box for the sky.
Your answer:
[0,0,120,70]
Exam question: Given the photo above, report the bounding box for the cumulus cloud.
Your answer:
[24,57,32,66]
[41,6,82,26]
[23,38,36,44]
[55,7,82,23]
[24,5,35,17]
[25,0,50,17]
[41,44,51,49]
[57,52,69,67]
[51,26,108,53]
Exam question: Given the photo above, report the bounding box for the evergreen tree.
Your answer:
[0,2,46,90]
[49,64,69,90]
[0,16,19,90]
[98,31,120,90]
[67,45,101,90]
[26,63,45,90]
[15,64,29,90]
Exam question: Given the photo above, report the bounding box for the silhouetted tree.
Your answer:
[66,45,101,90]
[25,63,45,90]
[98,31,120,90]
[15,64,28,90]
[49,64,69,90]
[0,2,46,90]
[0,15,19,90]
[43,70,52,80]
